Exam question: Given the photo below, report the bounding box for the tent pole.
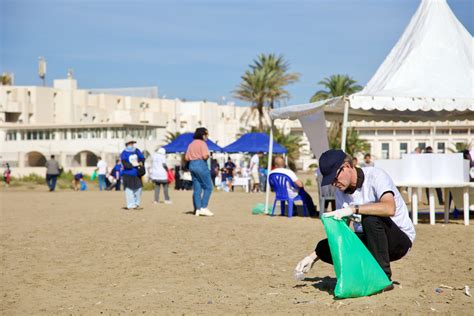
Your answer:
[264,123,274,214]
[341,97,349,151]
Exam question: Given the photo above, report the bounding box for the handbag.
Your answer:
[167,169,175,183]
[137,164,146,177]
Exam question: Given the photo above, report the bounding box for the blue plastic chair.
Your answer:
[268,173,308,218]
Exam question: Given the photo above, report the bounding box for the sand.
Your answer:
[1,187,473,315]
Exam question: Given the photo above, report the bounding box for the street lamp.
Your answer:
[38,57,46,86]
[139,102,150,157]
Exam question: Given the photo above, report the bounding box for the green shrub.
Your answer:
[58,183,70,190]
[8,181,22,187]
[59,170,74,181]
[21,173,45,185]
[142,181,154,191]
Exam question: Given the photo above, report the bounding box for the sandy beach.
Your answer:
[1,187,473,315]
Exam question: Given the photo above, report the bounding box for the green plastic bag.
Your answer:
[91,170,97,181]
[321,216,392,298]
[251,203,271,215]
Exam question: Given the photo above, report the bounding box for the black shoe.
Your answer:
[382,283,394,292]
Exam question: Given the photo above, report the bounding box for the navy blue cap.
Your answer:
[319,149,346,186]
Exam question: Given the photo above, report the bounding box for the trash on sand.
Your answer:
[465,285,472,297]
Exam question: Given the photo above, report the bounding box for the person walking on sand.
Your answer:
[120,136,145,210]
[3,162,11,187]
[96,157,108,191]
[45,155,61,192]
[150,147,172,204]
[249,152,263,192]
[111,159,122,191]
[185,127,213,217]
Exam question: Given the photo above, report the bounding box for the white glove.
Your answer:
[295,253,317,273]
[323,206,354,220]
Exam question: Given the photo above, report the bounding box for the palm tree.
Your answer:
[310,74,367,155]
[252,126,302,170]
[326,124,369,157]
[235,68,268,131]
[448,141,472,153]
[1,73,12,85]
[163,131,181,143]
[272,127,302,170]
[310,74,362,102]
[234,54,300,131]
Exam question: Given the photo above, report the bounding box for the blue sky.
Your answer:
[1,0,472,105]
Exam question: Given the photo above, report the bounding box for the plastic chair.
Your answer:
[316,168,336,218]
[268,173,308,218]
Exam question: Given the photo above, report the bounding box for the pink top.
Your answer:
[185,139,209,161]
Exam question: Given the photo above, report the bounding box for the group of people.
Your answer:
[211,154,266,193]
[93,158,123,192]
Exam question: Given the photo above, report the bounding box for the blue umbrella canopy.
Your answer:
[223,132,287,154]
[162,133,223,153]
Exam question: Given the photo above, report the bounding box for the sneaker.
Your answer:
[164,200,172,204]
[382,283,394,293]
[199,208,214,216]
[195,209,201,216]
[135,206,144,210]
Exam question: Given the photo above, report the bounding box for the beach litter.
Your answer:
[464,285,471,297]
[437,284,471,297]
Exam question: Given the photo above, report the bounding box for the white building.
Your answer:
[276,118,473,167]
[0,75,248,175]
[1,75,471,176]
[351,120,473,160]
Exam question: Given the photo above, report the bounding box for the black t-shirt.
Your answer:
[225,161,236,176]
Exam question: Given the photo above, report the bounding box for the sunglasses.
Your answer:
[332,166,345,185]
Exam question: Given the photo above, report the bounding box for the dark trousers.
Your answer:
[425,188,444,204]
[115,179,121,191]
[324,199,336,212]
[46,174,58,191]
[298,188,317,217]
[315,215,412,279]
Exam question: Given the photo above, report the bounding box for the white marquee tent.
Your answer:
[265,0,473,212]
[271,0,473,152]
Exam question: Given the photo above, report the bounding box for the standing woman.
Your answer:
[120,136,145,210]
[150,147,172,204]
[185,127,214,216]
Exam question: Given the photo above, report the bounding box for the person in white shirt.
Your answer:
[360,153,374,167]
[295,149,415,289]
[249,152,263,192]
[269,156,316,216]
[149,148,171,204]
[96,157,108,191]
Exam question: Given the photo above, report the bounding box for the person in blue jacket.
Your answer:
[111,159,123,191]
[120,135,145,210]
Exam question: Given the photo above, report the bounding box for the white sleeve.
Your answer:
[373,169,396,200]
[288,170,299,182]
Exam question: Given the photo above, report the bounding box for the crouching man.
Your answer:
[295,150,415,289]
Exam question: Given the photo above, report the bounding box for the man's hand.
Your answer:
[323,206,354,220]
[295,252,318,273]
